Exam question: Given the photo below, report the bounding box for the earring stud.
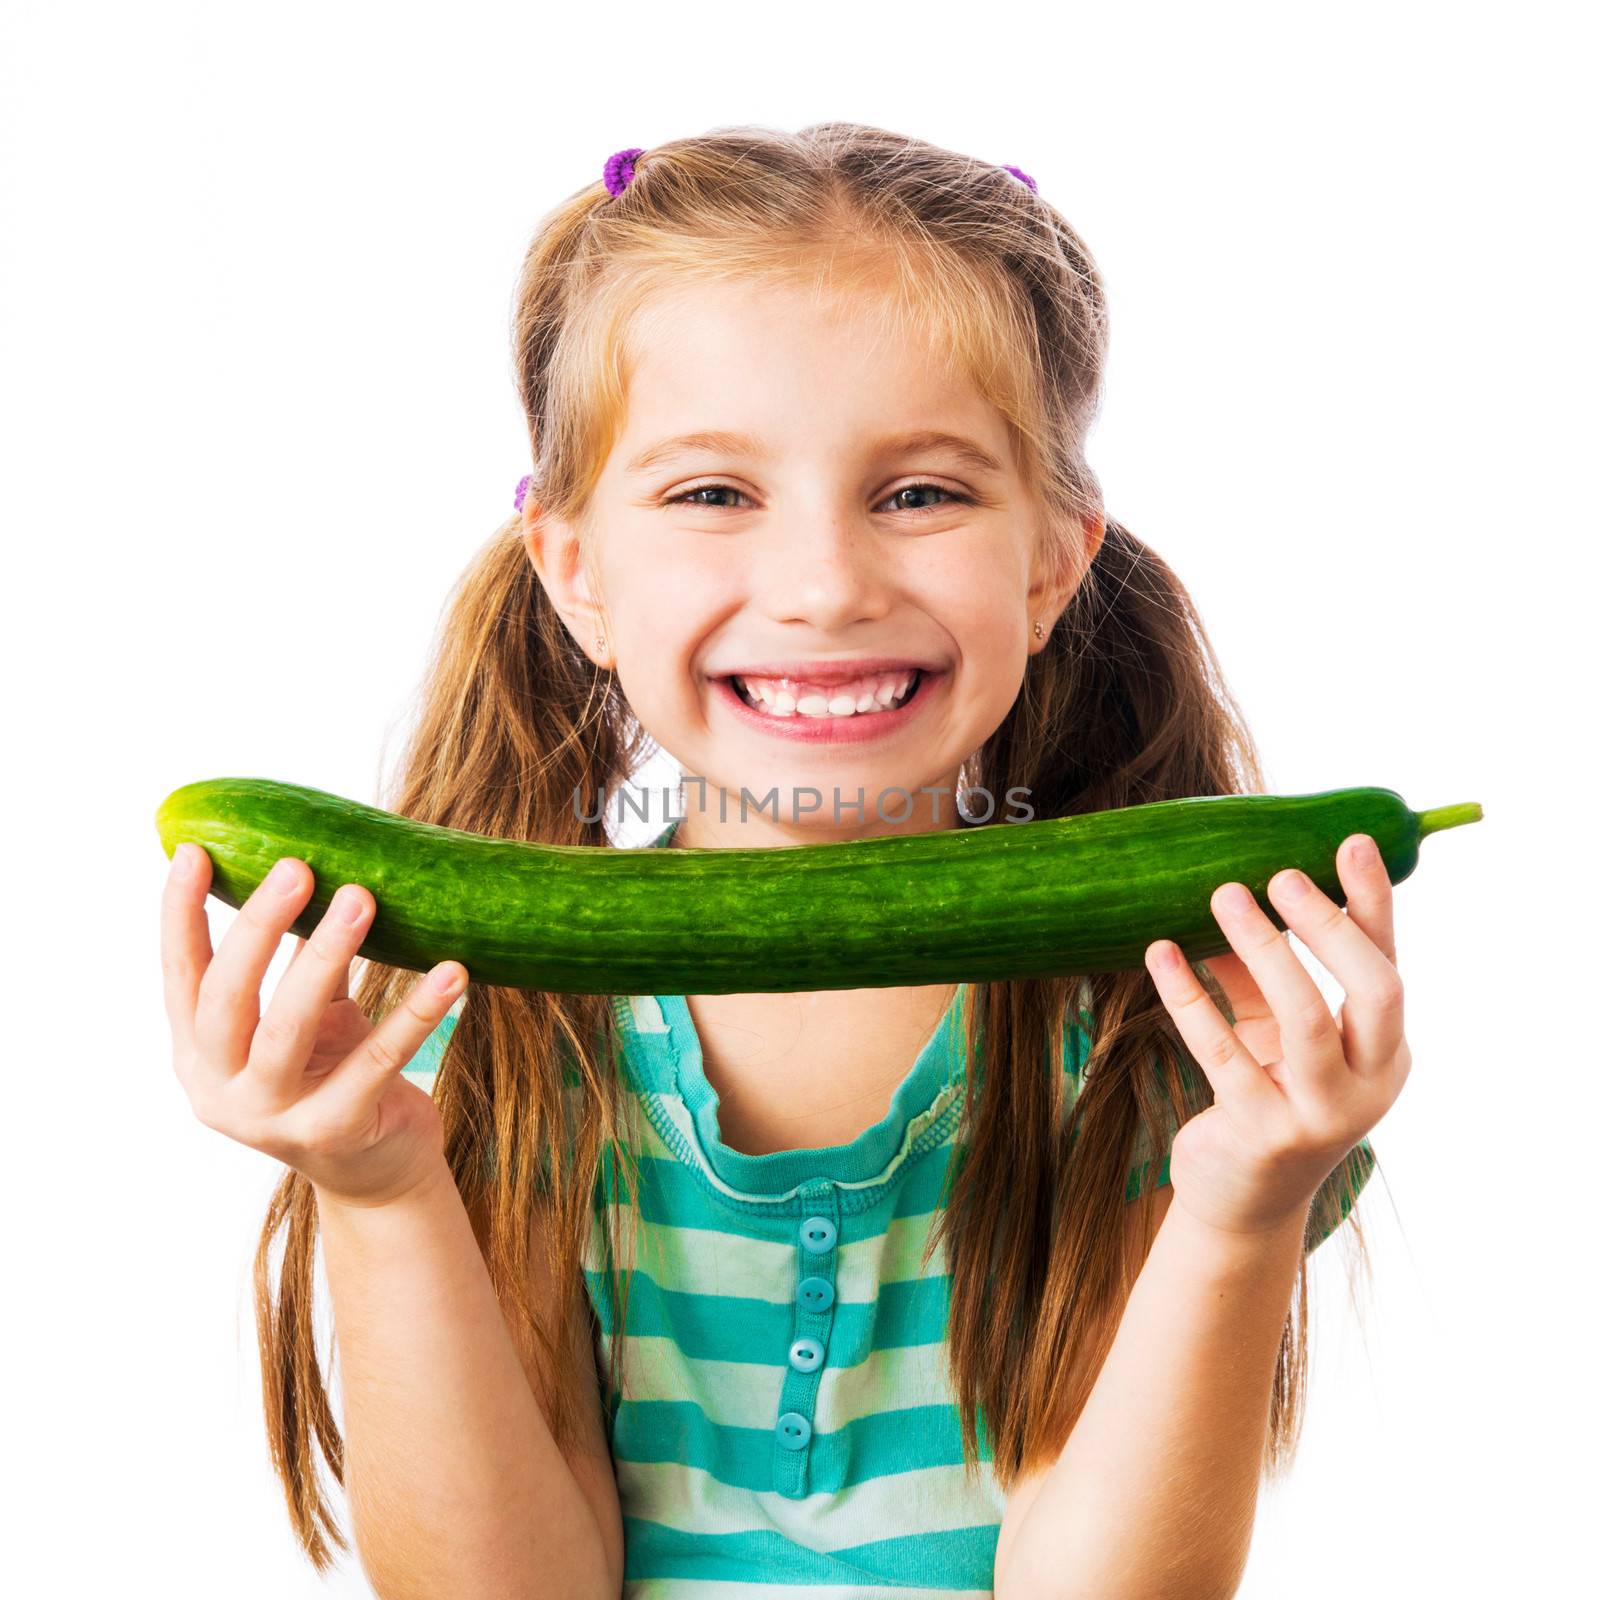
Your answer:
[1033,620,1044,640]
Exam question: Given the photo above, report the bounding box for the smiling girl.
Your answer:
[163,123,1394,1598]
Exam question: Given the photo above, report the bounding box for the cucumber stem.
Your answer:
[1415,801,1484,839]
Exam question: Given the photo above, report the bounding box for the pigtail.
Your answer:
[250,513,652,1570]
[935,511,1278,1486]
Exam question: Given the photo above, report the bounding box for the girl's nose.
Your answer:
[753,511,894,631]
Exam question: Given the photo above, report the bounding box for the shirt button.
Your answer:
[788,1336,825,1372]
[799,1216,837,1254]
[797,1275,834,1312]
[776,1411,812,1450]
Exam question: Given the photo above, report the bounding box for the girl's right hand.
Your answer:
[161,842,470,1209]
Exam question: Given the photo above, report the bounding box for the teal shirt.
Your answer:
[403,816,1374,1596]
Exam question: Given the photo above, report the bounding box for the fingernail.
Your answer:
[335,886,366,924]
[1216,883,1253,915]
[1352,836,1377,868]
[170,844,192,879]
[1277,869,1310,901]
[268,859,299,894]
[432,965,463,995]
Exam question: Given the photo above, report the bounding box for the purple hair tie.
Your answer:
[1001,163,1038,193]
[604,147,645,196]
[514,473,532,512]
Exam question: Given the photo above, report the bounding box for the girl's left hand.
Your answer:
[1143,832,1412,1239]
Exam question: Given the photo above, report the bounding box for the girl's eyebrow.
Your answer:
[624,428,1006,478]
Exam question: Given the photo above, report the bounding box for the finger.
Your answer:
[1265,839,1404,1075]
[1144,938,1281,1124]
[161,843,215,1087]
[284,934,349,1001]
[193,856,314,1074]
[1191,951,1272,1028]
[1212,880,1348,1094]
[1265,857,1404,1071]
[1336,833,1398,967]
[307,961,468,1130]
[247,883,374,1106]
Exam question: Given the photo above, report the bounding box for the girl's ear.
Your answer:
[521,506,610,669]
[1026,513,1105,647]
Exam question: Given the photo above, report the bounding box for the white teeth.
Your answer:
[732,670,922,719]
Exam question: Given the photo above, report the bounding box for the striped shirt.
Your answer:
[403,816,1373,1597]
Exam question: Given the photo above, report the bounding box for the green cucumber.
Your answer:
[155,778,1481,995]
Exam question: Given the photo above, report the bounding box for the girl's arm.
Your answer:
[318,1167,622,1600]
[999,838,1406,1598]
[994,1188,1308,1600]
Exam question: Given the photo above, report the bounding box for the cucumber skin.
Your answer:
[156,779,1458,995]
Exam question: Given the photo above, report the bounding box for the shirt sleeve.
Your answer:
[400,1000,462,1094]
[1063,972,1376,1252]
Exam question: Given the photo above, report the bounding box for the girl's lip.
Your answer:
[712,657,941,683]
[711,669,944,743]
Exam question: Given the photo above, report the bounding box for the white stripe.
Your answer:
[585,1195,954,1297]
[596,1334,963,1432]
[816,1336,964,1428]
[629,994,671,1033]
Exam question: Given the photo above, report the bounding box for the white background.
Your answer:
[4,2,1592,1594]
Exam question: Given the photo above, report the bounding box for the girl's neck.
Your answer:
[683,980,962,1157]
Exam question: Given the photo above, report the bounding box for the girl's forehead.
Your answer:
[618,301,1007,457]
[628,273,932,358]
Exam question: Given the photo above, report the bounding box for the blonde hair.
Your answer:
[251,120,1375,1569]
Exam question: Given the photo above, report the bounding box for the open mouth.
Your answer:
[724,667,925,720]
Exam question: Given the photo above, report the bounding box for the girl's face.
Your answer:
[527,278,1098,846]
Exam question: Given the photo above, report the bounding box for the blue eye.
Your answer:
[663,482,974,515]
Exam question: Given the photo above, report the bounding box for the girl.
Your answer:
[161,122,1399,1599]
